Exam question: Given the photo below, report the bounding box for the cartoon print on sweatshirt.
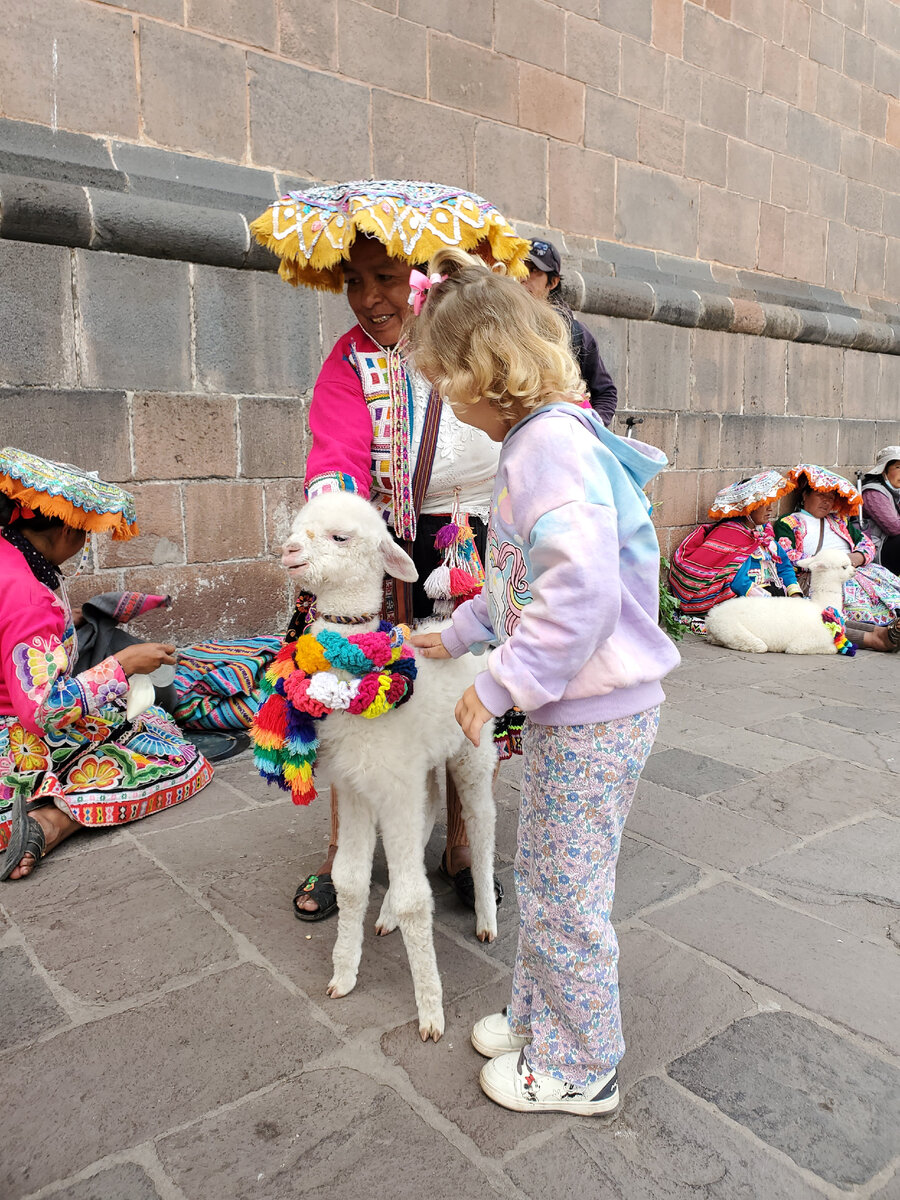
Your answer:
[488,489,532,639]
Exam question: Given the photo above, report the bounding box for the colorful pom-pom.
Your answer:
[434,523,459,549]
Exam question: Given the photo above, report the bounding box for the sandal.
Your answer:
[0,792,49,882]
[292,872,338,922]
[886,613,900,651]
[439,852,503,911]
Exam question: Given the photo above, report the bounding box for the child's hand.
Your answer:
[410,632,451,659]
[455,684,493,747]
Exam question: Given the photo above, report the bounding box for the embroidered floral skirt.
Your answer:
[0,707,212,850]
[508,707,659,1087]
[842,564,900,626]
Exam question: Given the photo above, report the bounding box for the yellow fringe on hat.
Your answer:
[250,194,531,292]
[0,474,139,541]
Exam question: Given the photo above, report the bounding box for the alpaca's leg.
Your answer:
[448,746,498,943]
[721,622,770,653]
[327,789,377,999]
[379,800,444,1042]
[376,768,440,936]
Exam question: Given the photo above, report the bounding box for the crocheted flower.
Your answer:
[293,635,332,675]
[9,726,49,773]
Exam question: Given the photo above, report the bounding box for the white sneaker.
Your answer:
[471,1011,532,1058]
[479,1049,619,1116]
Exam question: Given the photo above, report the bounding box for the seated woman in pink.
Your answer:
[861,446,900,576]
[0,449,212,881]
[773,463,900,652]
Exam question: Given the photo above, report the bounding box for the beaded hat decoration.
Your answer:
[0,447,138,540]
[249,180,531,291]
[788,463,861,519]
[708,470,795,520]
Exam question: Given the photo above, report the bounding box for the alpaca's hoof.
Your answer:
[419,1016,444,1042]
[375,895,399,936]
[327,973,357,999]
[476,928,496,943]
[374,922,397,937]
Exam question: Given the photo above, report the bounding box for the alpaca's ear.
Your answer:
[380,533,419,582]
[796,557,813,570]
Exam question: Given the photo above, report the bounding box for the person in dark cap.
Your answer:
[522,239,619,426]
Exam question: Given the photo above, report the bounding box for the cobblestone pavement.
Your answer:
[2,635,898,1199]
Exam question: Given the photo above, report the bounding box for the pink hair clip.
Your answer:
[408,269,447,316]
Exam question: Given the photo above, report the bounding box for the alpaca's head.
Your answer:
[797,548,856,594]
[281,493,417,613]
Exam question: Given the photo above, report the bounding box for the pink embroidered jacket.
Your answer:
[0,537,128,741]
[772,512,876,565]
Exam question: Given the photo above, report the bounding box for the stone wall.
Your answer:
[1,0,898,299]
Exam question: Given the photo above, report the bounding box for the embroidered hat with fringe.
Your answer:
[0,447,138,540]
[707,470,795,520]
[250,180,530,291]
[788,463,862,519]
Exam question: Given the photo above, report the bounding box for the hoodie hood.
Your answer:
[507,401,668,491]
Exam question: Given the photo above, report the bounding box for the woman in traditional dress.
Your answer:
[668,471,802,621]
[0,449,213,880]
[861,446,900,576]
[772,463,900,652]
[250,181,530,921]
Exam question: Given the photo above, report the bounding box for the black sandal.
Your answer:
[0,792,49,882]
[886,613,900,651]
[439,852,503,911]
[292,872,338,922]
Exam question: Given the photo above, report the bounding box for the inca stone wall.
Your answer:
[0,0,898,639]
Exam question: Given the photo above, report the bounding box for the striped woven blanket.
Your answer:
[174,637,282,731]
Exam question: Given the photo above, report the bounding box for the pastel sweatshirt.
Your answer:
[441,402,681,725]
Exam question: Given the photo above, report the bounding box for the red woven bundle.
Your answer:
[449,567,483,598]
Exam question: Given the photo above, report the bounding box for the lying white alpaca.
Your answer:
[705,548,856,654]
[280,492,498,1042]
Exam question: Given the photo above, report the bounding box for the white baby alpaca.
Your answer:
[281,492,498,1042]
[705,549,856,654]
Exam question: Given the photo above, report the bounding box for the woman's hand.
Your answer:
[455,684,493,747]
[113,643,177,677]
[410,632,451,659]
[849,551,866,567]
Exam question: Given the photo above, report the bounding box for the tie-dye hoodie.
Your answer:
[441,401,681,725]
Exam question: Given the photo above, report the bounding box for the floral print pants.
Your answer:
[508,707,660,1087]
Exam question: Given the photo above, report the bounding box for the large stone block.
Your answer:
[616,164,698,257]
[664,58,704,122]
[193,264,320,397]
[670,1012,900,1187]
[649,882,900,1051]
[825,219,859,291]
[249,54,370,177]
[124,559,292,640]
[771,153,810,210]
[690,328,743,414]
[585,88,640,160]
[184,480,265,562]
[0,241,76,387]
[786,342,842,416]
[783,210,827,284]
[684,124,726,186]
[758,202,785,274]
[372,92,474,188]
[842,347,882,419]
[495,0,565,71]
[0,388,130,478]
[787,108,842,171]
[620,37,667,109]
[674,411,721,470]
[638,109,685,174]
[855,230,887,294]
[699,186,758,269]
[565,14,619,91]
[809,165,847,219]
[548,143,614,238]
[239,395,311,479]
[132,392,238,481]
[0,947,68,1052]
[726,139,773,202]
[748,93,789,154]
[96,481,185,569]
[0,964,337,1197]
[700,75,748,139]
[398,0,492,45]
[719,414,801,469]
[474,122,547,225]
[519,63,585,142]
[338,1,426,96]
[596,0,652,42]
[429,32,518,123]
[743,334,787,416]
[507,1076,823,1199]
[847,178,884,234]
[139,23,246,162]
[627,320,692,412]
[683,5,764,89]
[187,0,277,50]
[279,0,337,67]
[652,0,683,55]
[764,41,801,104]
[647,469,700,526]
[263,478,308,554]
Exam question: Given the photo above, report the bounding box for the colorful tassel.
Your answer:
[424,563,453,599]
[820,606,857,656]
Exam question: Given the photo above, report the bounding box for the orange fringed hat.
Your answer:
[0,448,138,540]
[250,179,531,291]
[707,471,795,520]
[788,463,862,519]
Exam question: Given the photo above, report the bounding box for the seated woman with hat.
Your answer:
[0,448,213,880]
[861,447,900,576]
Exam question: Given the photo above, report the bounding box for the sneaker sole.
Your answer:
[479,1068,620,1117]
[471,1031,531,1059]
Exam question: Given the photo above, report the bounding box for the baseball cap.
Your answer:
[525,239,561,275]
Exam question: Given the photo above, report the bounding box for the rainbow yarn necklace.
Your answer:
[820,606,856,656]
[251,620,417,805]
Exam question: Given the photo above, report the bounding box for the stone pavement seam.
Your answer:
[0,908,99,1027]
[655,1074,843,1199]
[124,829,349,1041]
[18,1141,192,1200]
